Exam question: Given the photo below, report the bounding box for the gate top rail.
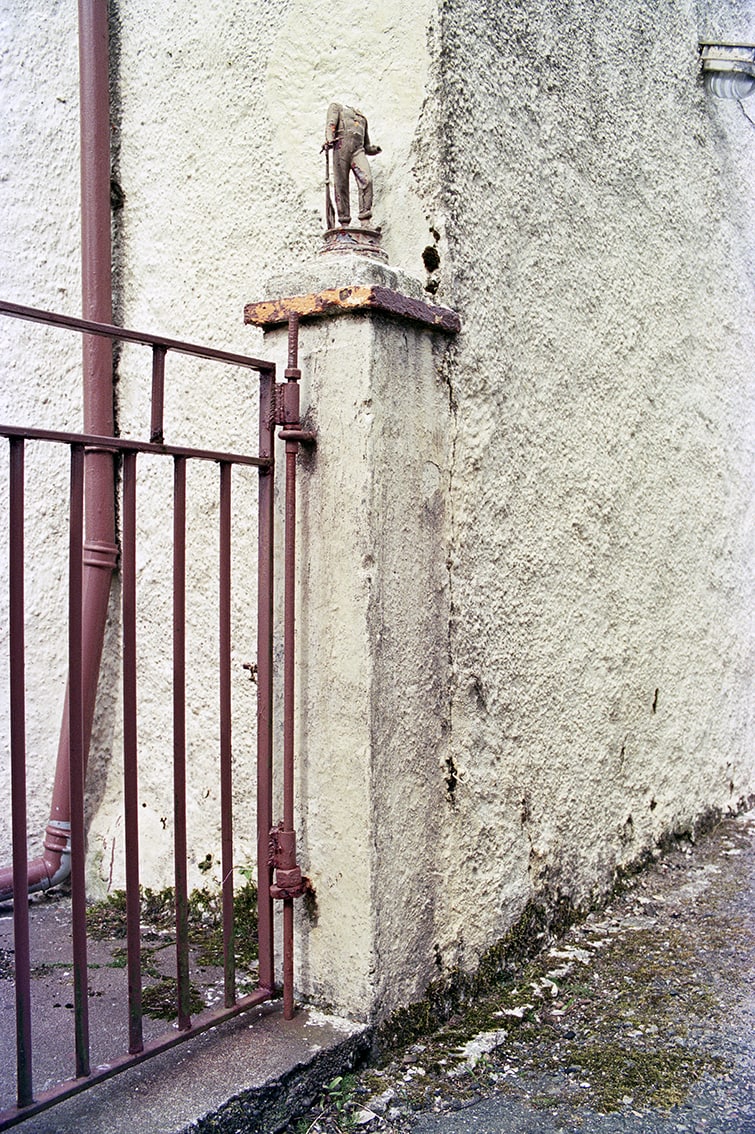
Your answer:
[0,299,274,374]
[0,424,270,468]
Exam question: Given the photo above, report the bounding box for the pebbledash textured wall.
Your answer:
[411,0,755,995]
[1,0,754,1019]
[0,1,89,878]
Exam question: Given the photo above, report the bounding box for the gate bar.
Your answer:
[276,313,317,1019]
[173,457,191,1031]
[256,373,275,993]
[150,346,167,444]
[0,988,272,1130]
[219,461,235,1007]
[121,450,143,1054]
[9,438,33,1107]
[282,435,297,1019]
[69,445,90,1078]
[0,424,269,469]
[0,300,273,374]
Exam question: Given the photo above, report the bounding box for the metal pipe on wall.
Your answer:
[0,0,116,901]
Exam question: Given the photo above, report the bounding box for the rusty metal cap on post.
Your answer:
[245,286,460,335]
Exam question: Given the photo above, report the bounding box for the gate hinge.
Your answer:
[269,822,307,900]
[273,383,286,426]
[273,381,317,444]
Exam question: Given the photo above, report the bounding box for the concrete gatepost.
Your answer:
[245,258,460,1021]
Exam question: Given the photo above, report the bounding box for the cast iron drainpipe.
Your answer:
[0,0,116,901]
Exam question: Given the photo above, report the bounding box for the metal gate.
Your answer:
[0,300,311,1128]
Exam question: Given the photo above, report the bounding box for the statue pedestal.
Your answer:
[320,225,388,262]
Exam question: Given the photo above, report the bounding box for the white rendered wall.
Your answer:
[0,0,84,876]
[2,0,755,1023]
[411,0,755,982]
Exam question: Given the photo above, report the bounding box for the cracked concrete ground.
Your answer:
[0,888,370,1133]
[287,811,755,1134]
[0,888,256,1101]
[1,813,752,1132]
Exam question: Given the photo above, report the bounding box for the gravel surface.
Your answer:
[286,812,755,1134]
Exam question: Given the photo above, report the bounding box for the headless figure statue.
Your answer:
[324,103,381,226]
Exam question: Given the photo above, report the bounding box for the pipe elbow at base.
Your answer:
[0,822,72,903]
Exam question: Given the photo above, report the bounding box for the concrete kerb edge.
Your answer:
[184,1025,374,1134]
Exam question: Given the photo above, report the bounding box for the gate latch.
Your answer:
[269,823,306,900]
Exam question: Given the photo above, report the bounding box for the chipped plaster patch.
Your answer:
[304,1008,364,1034]
[452,1029,508,1072]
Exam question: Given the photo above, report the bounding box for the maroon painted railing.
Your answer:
[0,301,279,1128]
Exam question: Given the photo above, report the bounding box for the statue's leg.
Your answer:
[332,148,352,225]
[351,151,373,223]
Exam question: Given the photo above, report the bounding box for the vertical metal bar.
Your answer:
[256,372,275,993]
[279,315,303,1020]
[282,436,297,1020]
[173,457,191,1031]
[69,444,90,1078]
[150,345,166,444]
[219,461,235,1007]
[282,443,297,838]
[9,438,33,1108]
[121,451,143,1054]
[287,315,299,373]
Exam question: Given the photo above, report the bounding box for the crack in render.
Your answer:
[737,98,755,129]
[442,342,459,801]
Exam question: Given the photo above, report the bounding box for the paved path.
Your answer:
[404,813,755,1133]
[292,811,755,1134]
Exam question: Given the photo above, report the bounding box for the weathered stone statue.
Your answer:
[323,102,381,227]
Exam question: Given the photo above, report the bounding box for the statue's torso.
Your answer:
[338,106,367,148]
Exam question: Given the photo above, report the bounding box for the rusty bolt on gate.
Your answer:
[269,823,307,900]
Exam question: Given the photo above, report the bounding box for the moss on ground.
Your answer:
[86,879,259,1018]
[376,895,583,1055]
[87,879,258,967]
[556,1044,726,1112]
[141,976,205,1020]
